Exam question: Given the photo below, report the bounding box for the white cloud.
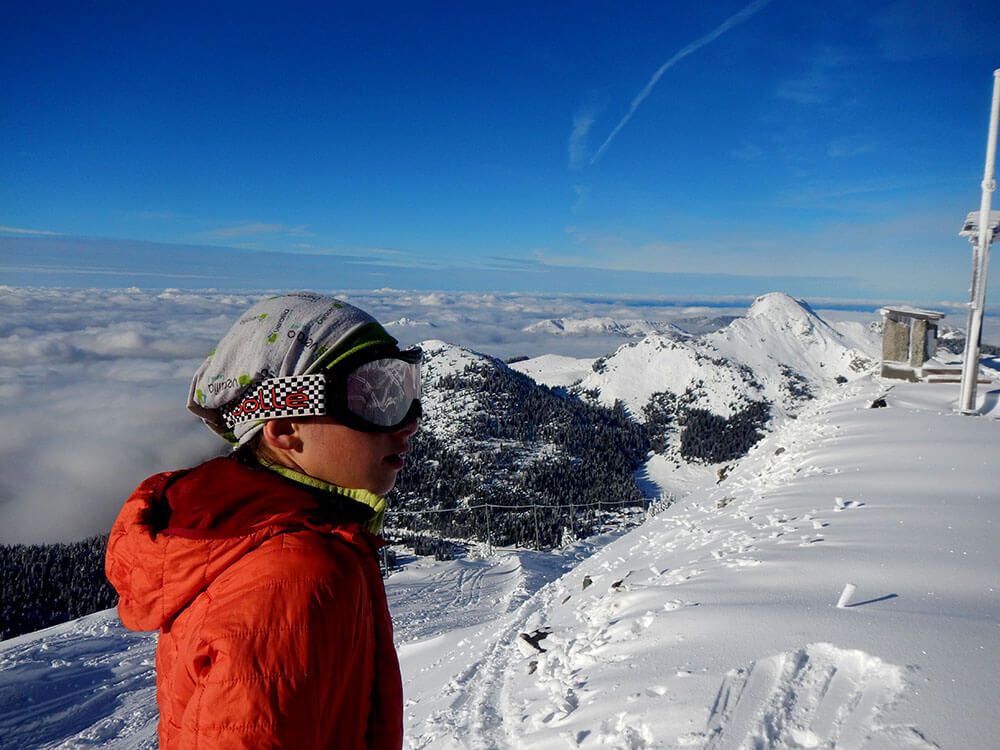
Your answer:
[0,225,61,236]
[204,223,313,239]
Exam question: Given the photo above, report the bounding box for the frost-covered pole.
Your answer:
[959,69,1000,414]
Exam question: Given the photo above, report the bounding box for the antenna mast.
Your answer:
[959,69,1000,414]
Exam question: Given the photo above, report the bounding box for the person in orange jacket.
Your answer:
[106,292,420,749]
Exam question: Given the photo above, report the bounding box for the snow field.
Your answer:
[0,611,158,749]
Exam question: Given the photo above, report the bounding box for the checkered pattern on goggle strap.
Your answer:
[221,374,327,429]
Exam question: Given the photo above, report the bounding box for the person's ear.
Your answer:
[260,418,302,453]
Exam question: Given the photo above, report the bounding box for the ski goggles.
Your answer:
[220,347,423,433]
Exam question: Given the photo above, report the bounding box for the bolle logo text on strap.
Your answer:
[221,374,326,427]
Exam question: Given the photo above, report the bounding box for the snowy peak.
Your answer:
[706,293,874,396]
[572,294,878,468]
[739,292,841,343]
[418,339,493,382]
[746,292,821,324]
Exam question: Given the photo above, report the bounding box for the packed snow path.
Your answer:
[1,378,997,748]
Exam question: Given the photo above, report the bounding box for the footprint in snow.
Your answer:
[834,496,865,511]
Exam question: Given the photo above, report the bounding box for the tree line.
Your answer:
[1,535,117,640]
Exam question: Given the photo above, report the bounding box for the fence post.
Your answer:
[533,504,541,551]
[485,503,493,556]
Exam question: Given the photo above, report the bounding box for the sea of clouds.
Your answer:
[0,285,992,544]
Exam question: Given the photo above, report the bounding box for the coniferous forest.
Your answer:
[1,536,117,640]
[388,361,651,550]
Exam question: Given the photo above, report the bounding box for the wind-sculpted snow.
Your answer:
[0,610,158,749]
[703,644,912,750]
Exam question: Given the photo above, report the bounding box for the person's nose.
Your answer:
[396,416,419,438]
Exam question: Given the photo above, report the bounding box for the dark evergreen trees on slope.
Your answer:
[389,361,650,549]
[678,400,771,464]
[642,391,677,454]
[0,535,117,640]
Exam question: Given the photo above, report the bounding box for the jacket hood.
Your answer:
[105,457,378,632]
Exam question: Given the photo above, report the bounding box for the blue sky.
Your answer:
[2,1,1000,303]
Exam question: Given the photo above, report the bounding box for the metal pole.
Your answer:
[960,69,1000,414]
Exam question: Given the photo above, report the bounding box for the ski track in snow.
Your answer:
[702,643,929,750]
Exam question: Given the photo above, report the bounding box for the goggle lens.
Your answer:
[344,357,422,428]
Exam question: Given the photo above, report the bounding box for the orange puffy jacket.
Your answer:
[105,457,403,749]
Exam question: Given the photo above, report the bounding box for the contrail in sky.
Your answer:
[590,0,773,165]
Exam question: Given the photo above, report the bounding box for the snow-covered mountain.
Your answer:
[702,293,875,406]
[524,317,687,338]
[558,294,875,470]
[578,293,874,417]
[388,340,650,548]
[579,333,766,420]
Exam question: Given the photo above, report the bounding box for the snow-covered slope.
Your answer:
[579,334,766,420]
[508,354,595,389]
[403,378,1000,749]
[4,378,996,749]
[525,317,686,338]
[0,534,628,750]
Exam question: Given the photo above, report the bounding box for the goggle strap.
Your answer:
[220,374,327,429]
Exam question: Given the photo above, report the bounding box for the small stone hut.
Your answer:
[879,306,945,380]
